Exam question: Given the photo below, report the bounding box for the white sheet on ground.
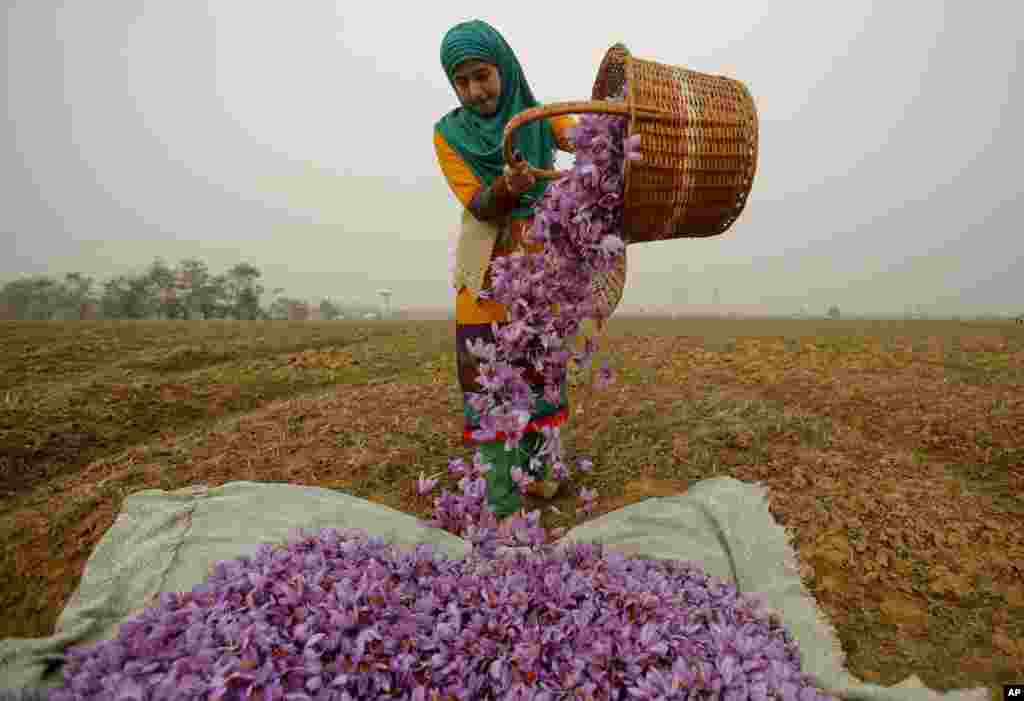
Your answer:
[0,478,989,700]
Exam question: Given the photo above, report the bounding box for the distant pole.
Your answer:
[378,289,393,318]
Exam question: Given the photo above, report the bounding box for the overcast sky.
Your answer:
[3,1,1021,315]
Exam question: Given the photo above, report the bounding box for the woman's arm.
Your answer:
[434,131,518,222]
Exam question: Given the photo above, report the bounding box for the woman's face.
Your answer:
[452,59,501,117]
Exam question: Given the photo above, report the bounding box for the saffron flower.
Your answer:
[417,471,441,496]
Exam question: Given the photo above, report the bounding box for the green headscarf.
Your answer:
[436,19,556,219]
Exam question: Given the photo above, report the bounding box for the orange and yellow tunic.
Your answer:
[435,115,577,326]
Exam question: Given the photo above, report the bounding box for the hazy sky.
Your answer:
[3,2,1021,314]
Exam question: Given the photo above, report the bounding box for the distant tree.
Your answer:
[224,263,264,320]
[176,258,208,319]
[234,285,262,320]
[0,259,288,320]
[267,295,308,320]
[263,288,285,319]
[100,274,155,319]
[827,305,841,320]
[168,258,229,319]
[61,272,99,320]
[319,298,343,321]
[202,273,232,319]
[145,258,182,319]
[0,277,52,319]
[0,273,101,320]
[17,276,77,318]
[267,299,287,320]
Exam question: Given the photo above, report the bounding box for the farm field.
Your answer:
[1,317,1022,696]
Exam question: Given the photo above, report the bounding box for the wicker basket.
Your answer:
[503,43,759,245]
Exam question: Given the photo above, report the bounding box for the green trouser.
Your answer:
[478,432,547,520]
[468,385,568,520]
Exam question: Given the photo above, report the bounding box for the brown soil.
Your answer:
[1,318,1021,698]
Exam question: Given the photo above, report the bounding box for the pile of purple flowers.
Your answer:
[51,528,834,701]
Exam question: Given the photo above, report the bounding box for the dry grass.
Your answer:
[1,316,1022,697]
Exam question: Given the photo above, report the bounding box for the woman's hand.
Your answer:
[505,152,535,196]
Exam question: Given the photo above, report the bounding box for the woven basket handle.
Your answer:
[502,100,659,179]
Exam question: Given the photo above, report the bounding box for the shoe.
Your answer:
[524,480,560,500]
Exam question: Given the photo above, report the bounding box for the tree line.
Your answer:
[0,258,383,321]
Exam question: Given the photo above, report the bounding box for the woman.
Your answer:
[434,19,590,522]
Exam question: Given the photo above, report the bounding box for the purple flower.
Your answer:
[465,336,497,362]
[577,163,600,190]
[551,461,568,481]
[576,487,598,517]
[417,472,440,496]
[624,133,642,159]
[574,125,595,150]
[448,458,468,477]
[470,426,498,443]
[595,361,616,390]
[599,235,625,257]
[510,467,533,491]
[598,191,622,211]
[472,451,492,476]
[589,134,613,166]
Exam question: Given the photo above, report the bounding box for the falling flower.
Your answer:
[551,461,568,481]
[406,90,643,558]
[624,133,642,161]
[595,361,616,390]
[510,467,533,491]
[576,487,598,517]
[417,471,440,496]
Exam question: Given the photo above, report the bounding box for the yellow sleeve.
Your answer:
[549,114,578,153]
[434,118,576,208]
[434,130,482,209]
